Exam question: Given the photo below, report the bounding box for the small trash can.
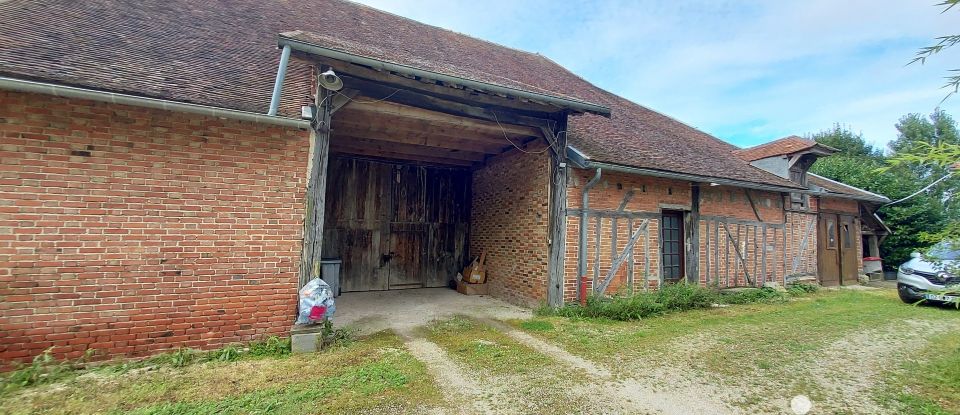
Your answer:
[320,258,342,297]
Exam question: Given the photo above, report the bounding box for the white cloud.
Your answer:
[353,0,960,148]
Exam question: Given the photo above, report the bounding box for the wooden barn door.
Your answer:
[838,215,859,285]
[817,213,841,286]
[323,156,470,292]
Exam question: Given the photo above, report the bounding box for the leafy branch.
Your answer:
[909,1,960,101]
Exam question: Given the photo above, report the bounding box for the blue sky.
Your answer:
[355,0,959,150]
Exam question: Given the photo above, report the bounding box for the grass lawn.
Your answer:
[2,288,958,414]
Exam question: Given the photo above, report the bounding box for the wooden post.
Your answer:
[298,85,333,289]
[685,184,701,284]
[546,116,568,307]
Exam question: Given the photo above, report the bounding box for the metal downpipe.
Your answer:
[578,168,602,301]
[267,44,292,116]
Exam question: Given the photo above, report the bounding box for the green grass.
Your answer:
[423,317,551,375]
[883,333,960,414]
[0,332,442,415]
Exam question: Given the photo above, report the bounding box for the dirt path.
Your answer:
[482,319,735,415]
[798,318,960,414]
[397,329,498,414]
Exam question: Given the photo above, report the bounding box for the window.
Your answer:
[842,224,852,249]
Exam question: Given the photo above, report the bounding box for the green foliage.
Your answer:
[720,287,788,304]
[317,320,354,351]
[786,282,819,295]
[1,348,91,393]
[909,1,960,101]
[168,348,194,368]
[247,336,291,357]
[810,124,883,159]
[205,345,241,362]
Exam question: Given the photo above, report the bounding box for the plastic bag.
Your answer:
[296,278,336,325]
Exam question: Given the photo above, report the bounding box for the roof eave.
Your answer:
[277,35,612,117]
[567,146,808,194]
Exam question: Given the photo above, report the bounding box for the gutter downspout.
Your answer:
[578,168,602,301]
[0,76,309,129]
[267,44,292,116]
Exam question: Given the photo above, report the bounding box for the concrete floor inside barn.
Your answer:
[332,287,532,335]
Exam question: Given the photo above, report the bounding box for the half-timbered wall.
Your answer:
[561,168,830,302]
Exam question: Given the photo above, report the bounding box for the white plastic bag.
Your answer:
[296,278,336,325]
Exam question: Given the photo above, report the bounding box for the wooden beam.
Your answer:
[344,99,541,137]
[547,115,568,307]
[316,57,564,115]
[329,143,473,167]
[330,89,359,114]
[300,87,334,290]
[331,134,486,162]
[335,110,521,148]
[339,74,555,132]
[596,219,649,294]
[686,184,701,284]
[332,118,508,154]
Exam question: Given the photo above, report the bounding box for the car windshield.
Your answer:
[928,241,960,260]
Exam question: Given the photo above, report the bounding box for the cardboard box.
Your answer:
[457,280,489,295]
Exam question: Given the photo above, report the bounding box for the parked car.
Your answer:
[897,241,960,305]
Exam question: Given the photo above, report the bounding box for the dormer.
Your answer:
[734,136,838,210]
[734,136,838,186]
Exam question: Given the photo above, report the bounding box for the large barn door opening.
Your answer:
[323,155,470,292]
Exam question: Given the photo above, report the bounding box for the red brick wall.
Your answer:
[0,91,308,367]
[470,148,550,306]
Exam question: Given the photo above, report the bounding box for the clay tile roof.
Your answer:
[808,173,890,204]
[734,136,837,162]
[0,0,802,190]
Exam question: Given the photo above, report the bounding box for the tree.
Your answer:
[910,0,960,101]
[810,126,948,267]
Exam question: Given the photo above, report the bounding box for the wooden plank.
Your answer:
[791,218,816,274]
[330,89,359,114]
[714,220,720,287]
[593,216,602,285]
[617,190,636,212]
[299,87,334,289]
[596,220,649,294]
[611,217,618,262]
[332,134,486,162]
[705,219,711,285]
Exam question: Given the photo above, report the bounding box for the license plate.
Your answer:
[924,293,959,302]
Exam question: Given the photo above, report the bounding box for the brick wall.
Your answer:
[470,148,550,307]
[0,91,309,367]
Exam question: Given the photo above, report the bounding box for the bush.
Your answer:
[720,287,786,304]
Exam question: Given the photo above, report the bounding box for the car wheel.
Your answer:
[898,283,924,304]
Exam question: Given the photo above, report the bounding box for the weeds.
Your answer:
[1,348,92,393]
[543,282,819,321]
[318,320,354,350]
[248,336,291,357]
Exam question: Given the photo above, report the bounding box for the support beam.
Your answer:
[332,118,507,154]
[329,144,474,167]
[685,184,701,284]
[330,89,359,114]
[345,99,541,137]
[299,86,333,290]
[331,134,487,162]
[546,117,569,307]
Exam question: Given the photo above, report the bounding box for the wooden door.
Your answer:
[817,213,841,286]
[323,155,470,292]
[661,211,685,282]
[838,215,859,285]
